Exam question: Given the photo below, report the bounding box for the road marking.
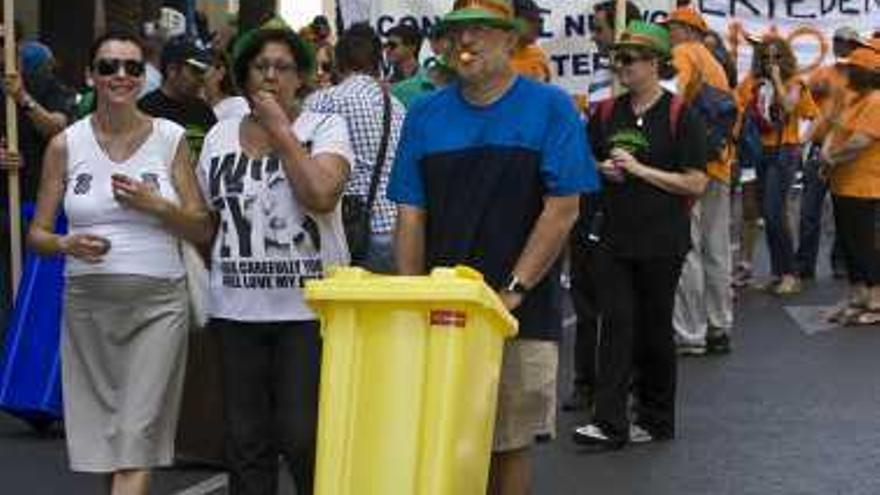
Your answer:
[173,474,228,495]
[563,315,577,328]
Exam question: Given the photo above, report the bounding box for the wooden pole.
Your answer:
[4,0,21,297]
[612,0,627,96]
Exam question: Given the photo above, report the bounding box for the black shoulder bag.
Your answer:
[342,87,393,264]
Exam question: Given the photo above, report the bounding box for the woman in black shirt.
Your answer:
[572,21,708,449]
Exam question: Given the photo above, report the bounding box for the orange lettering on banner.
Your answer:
[725,21,830,75]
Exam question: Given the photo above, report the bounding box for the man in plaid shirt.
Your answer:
[306,23,406,272]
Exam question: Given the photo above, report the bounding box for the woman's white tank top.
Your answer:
[63,117,187,278]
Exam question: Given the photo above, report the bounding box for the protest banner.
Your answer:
[338,0,880,100]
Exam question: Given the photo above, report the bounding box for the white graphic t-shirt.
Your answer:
[197,112,354,321]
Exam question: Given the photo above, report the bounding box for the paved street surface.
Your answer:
[3,272,880,494]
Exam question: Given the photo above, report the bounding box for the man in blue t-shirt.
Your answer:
[388,0,599,491]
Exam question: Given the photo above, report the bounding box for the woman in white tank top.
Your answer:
[26,32,212,494]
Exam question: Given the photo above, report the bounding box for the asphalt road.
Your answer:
[3,265,880,494]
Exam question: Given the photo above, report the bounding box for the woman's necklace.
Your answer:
[632,88,664,128]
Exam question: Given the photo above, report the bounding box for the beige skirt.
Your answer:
[63,274,188,472]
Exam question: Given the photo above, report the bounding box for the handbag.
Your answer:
[181,241,209,330]
[342,85,393,264]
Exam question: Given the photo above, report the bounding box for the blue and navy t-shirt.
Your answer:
[388,76,599,340]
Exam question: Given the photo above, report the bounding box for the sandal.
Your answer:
[826,302,866,324]
[848,308,880,327]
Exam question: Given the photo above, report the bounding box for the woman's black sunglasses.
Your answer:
[92,58,146,77]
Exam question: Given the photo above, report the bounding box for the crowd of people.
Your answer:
[0,0,878,494]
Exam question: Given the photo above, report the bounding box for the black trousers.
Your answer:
[569,236,599,390]
[592,249,684,441]
[215,319,322,495]
[833,196,880,287]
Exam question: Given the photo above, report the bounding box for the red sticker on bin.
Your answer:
[430,310,467,328]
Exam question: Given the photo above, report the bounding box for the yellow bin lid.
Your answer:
[305,266,518,337]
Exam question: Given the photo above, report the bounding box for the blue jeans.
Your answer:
[756,145,800,277]
[795,147,845,278]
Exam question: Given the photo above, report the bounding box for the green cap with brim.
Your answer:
[435,0,523,34]
[611,20,672,59]
[232,16,316,75]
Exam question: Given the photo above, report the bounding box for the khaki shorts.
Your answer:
[492,339,558,453]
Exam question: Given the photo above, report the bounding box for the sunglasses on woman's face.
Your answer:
[92,58,146,77]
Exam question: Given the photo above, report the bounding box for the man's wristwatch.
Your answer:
[502,275,529,295]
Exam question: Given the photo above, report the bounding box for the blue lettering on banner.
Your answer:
[787,0,817,18]
[564,15,587,37]
[821,0,837,15]
[700,0,877,17]
[375,14,441,35]
[572,53,592,76]
[733,0,762,17]
[839,0,859,14]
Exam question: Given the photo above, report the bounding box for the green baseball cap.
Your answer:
[612,20,672,59]
[436,0,521,33]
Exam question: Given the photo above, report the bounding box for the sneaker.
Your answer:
[706,333,732,355]
[629,423,654,444]
[562,386,593,413]
[572,423,626,450]
[677,343,707,356]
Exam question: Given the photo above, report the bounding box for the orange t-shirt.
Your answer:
[735,74,819,147]
[511,44,552,83]
[829,91,880,199]
[671,41,733,182]
[807,65,852,143]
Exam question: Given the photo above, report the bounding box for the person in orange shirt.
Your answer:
[735,35,819,295]
[663,7,736,355]
[822,43,880,325]
[510,0,551,82]
[795,27,864,282]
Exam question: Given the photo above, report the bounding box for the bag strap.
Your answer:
[364,86,393,222]
[598,94,684,139]
[669,94,685,139]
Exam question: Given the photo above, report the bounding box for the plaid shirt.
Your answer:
[306,75,405,235]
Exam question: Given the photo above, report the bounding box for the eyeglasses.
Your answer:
[612,51,652,67]
[92,58,146,77]
[250,59,297,75]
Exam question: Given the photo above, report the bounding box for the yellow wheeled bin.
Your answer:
[304,266,518,495]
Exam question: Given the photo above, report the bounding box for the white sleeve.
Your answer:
[311,113,354,172]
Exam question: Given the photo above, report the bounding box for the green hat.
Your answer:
[612,20,672,59]
[231,16,316,75]
[436,0,521,33]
